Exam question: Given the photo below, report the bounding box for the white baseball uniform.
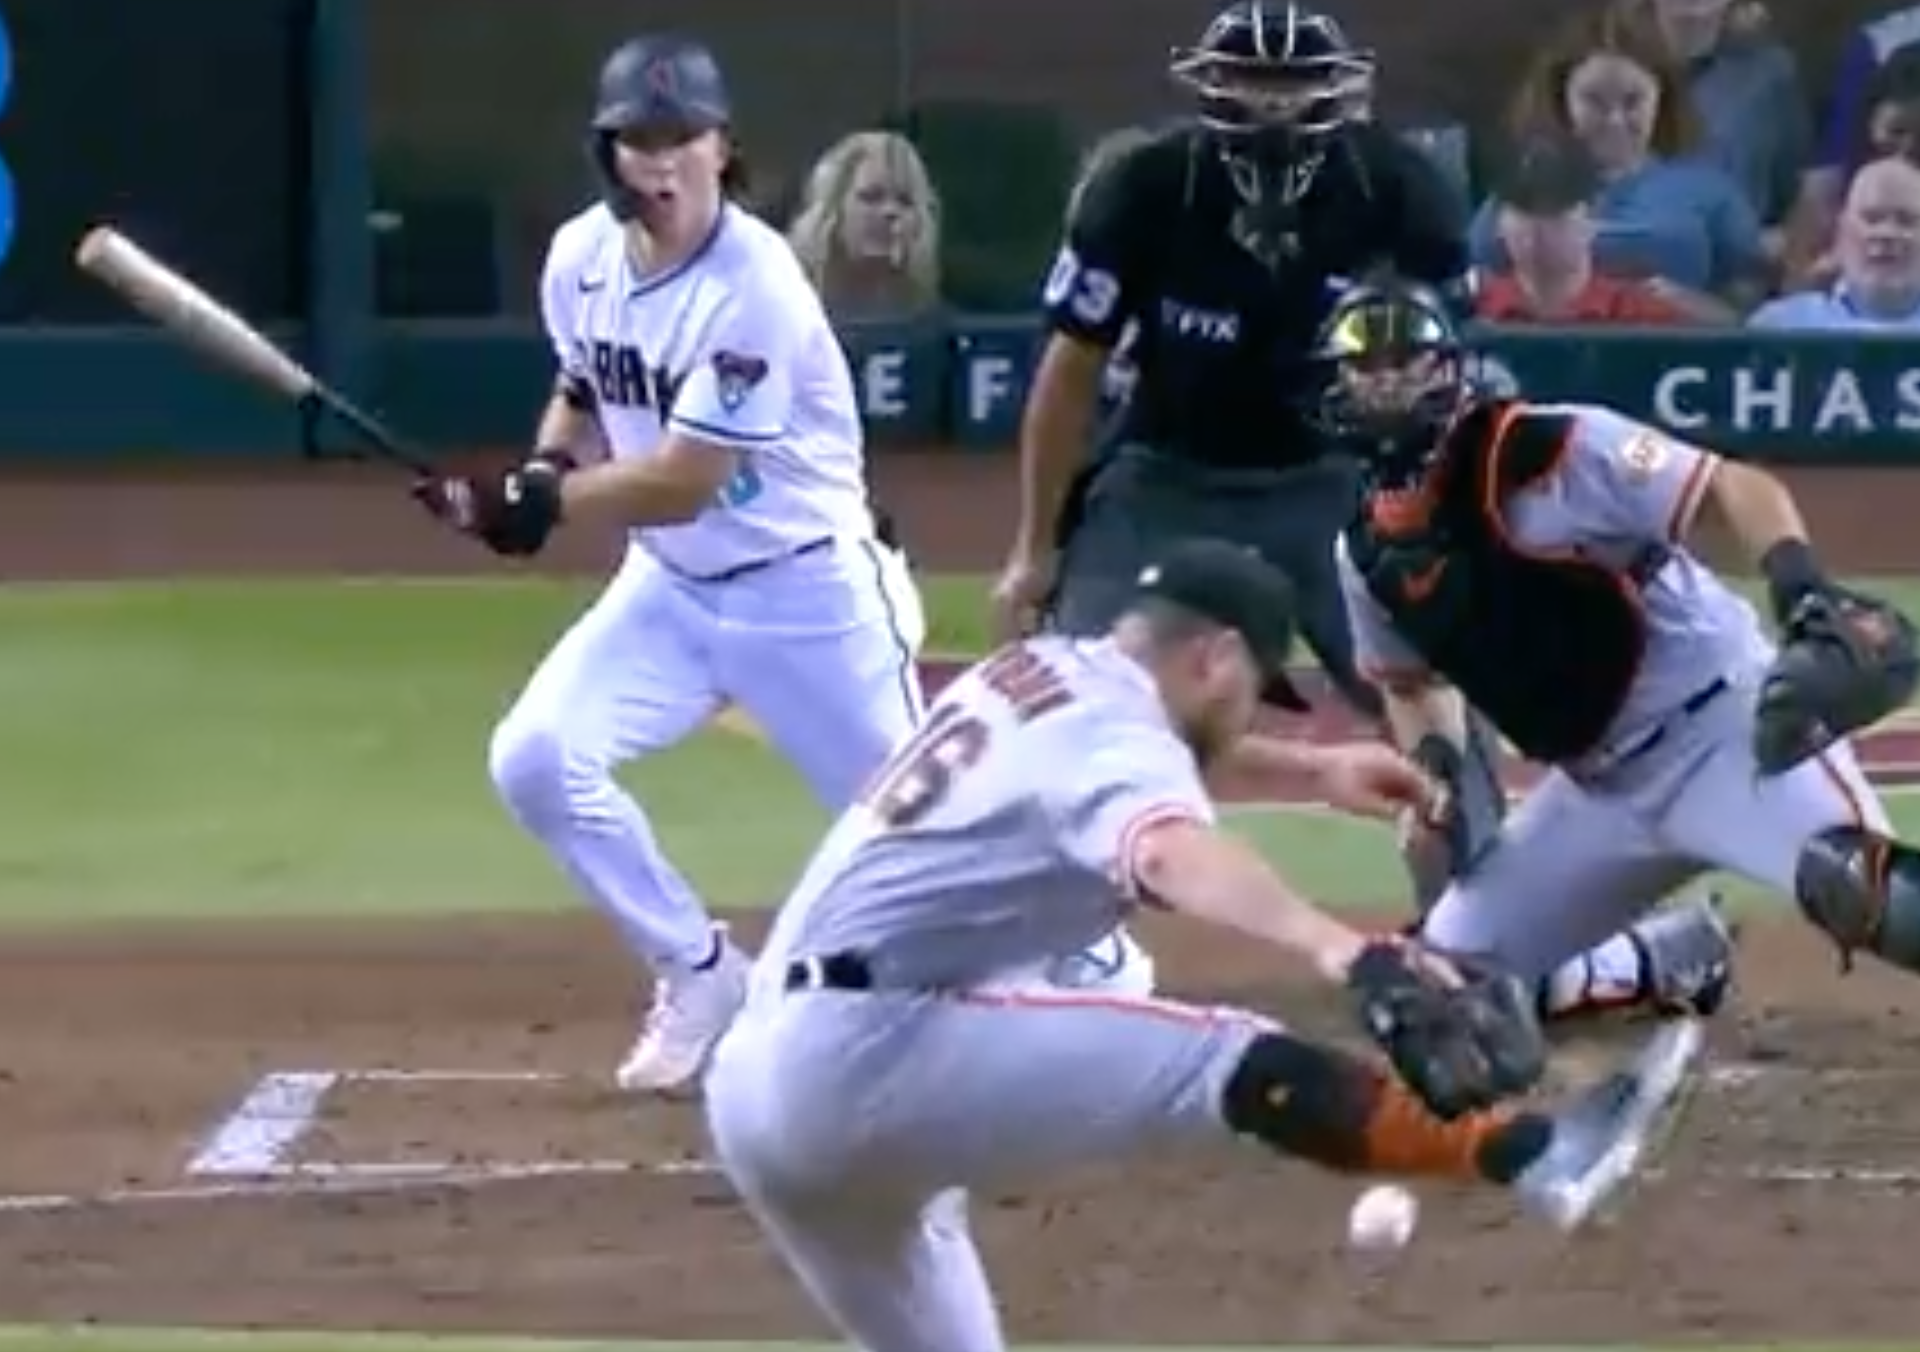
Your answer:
[488,201,926,971]
[1338,403,1890,978]
[705,636,1271,1352]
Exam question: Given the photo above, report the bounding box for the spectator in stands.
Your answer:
[1752,154,1920,328]
[1484,14,1769,311]
[788,130,943,323]
[1797,4,1920,245]
[1611,0,1811,256]
[1475,135,1706,323]
[1792,43,1920,283]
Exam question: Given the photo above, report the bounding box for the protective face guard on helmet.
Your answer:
[1170,46,1374,207]
[1311,288,1466,486]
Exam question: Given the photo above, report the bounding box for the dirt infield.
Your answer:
[8,453,1920,1341]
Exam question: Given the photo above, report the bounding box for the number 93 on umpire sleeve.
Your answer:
[1042,246,1123,329]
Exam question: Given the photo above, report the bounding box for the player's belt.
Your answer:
[783,951,875,992]
[1601,676,1731,770]
[665,536,833,584]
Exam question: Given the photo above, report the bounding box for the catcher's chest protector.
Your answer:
[1347,403,1646,764]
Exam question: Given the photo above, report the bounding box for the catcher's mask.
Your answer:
[1312,280,1468,489]
[1170,0,1374,264]
[587,34,733,222]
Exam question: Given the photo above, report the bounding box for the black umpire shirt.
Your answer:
[1041,120,1469,471]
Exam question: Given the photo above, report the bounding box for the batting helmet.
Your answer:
[586,35,733,220]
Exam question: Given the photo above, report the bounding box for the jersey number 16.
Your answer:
[859,645,1078,830]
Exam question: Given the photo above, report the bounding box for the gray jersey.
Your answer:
[1337,402,1774,761]
[754,637,1212,990]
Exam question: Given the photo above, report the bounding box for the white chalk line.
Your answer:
[340,1067,567,1084]
[229,1158,722,1180]
[0,1158,726,1216]
[64,1058,1920,1219]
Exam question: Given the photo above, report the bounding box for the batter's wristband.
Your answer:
[530,448,580,476]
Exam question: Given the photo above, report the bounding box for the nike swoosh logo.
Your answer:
[1404,560,1446,601]
[577,276,606,294]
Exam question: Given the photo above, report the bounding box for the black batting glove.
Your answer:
[412,457,566,558]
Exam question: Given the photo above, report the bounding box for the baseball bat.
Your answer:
[73,226,436,479]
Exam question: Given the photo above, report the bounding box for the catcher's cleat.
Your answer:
[1541,893,1738,1024]
[1642,894,1739,1017]
[1513,1018,1704,1230]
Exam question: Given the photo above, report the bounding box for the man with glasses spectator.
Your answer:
[1756,154,1920,328]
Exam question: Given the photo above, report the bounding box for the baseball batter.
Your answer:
[1319,280,1920,992]
[411,35,930,1093]
[706,540,1701,1352]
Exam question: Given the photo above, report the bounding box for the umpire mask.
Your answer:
[1171,1,1374,267]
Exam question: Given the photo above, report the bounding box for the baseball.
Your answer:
[1347,1184,1419,1250]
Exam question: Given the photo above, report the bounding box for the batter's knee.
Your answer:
[487,712,603,828]
[1797,826,1920,973]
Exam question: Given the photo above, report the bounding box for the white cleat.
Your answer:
[615,929,749,1095]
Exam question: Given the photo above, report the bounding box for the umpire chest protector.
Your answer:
[1345,403,1645,763]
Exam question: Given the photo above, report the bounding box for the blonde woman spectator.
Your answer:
[787,130,942,323]
[1752,155,1920,328]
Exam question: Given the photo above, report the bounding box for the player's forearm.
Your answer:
[1211,735,1340,799]
[1702,458,1808,560]
[1013,338,1103,554]
[558,454,716,529]
[534,390,600,459]
[1701,460,1832,620]
[1131,821,1365,981]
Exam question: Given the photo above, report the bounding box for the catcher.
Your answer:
[1322,279,1920,996]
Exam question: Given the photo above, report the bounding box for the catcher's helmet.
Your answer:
[1311,280,1468,486]
[586,35,733,220]
[1170,1,1373,223]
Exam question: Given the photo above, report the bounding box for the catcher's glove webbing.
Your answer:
[1754,587,1919,776]
[1404,728,1505,909]
[1345,942,1547,1120]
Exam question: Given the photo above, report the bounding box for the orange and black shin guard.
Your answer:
[1220,1031,1551,1183]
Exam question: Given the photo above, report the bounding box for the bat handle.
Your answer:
[313,387,438,481]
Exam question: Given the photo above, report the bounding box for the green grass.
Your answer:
[2,572,1918,925]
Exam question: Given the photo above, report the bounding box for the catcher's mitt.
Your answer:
[1754,588,1919,776]
[1345,942,1547,1120]
[1404,727,1506,910]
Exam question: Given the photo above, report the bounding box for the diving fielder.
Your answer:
[706,539,1702,1352]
